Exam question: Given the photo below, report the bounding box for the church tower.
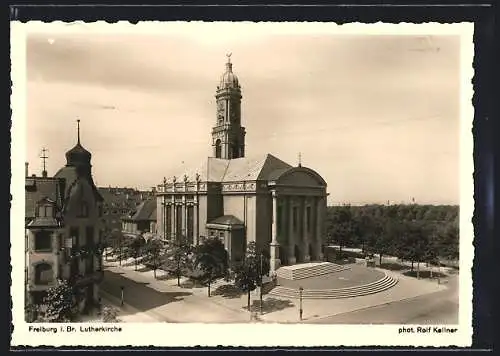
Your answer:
[212,54,246,159]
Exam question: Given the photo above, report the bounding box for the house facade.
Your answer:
[25,123,104,315]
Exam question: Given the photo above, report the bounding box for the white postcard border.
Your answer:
[11,21,474,347]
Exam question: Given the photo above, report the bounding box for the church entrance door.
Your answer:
[294,244,301,264]
[279,246,288,266]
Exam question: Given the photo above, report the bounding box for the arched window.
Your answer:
[215,139,222,158]
[34,231,52,251]
[34,263,53,285]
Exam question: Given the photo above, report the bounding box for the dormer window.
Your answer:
[36,203,54,218]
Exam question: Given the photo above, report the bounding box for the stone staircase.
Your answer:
[276,262,348,280]
[269,273,398,299]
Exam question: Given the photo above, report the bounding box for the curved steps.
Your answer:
[276,262,348,280]
[269,274,398,299]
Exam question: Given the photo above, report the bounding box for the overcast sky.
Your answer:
[25,23,463,205]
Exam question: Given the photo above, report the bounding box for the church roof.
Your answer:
[25,177,65,219]
[218,57,240,90]
[54,166,104,203]
[169,153,293,184]
[126,199,156,222]
[208,215,245,226]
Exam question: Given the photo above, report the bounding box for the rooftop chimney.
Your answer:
[25,162,29,177]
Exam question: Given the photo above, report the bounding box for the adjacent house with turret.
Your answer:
[25,121,105,317]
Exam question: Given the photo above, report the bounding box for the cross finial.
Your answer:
[77,119,81,144]
[40,147,49,175]
[298,152,302,167]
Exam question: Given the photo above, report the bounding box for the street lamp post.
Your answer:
[299,286,304,321]
[118,234,123,266]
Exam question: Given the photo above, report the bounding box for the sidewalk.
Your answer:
[103,259,251,323]
[99,289,161,323]
[103,258,448,324]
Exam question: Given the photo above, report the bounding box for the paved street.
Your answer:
[306,275,458,324]
[99,258,457,324]
[100,270,190,322]
[100,268,252,323]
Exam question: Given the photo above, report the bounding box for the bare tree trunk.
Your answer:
[247,290,251,310]
[379,253,383,266]
[154,267,157,279]
[411,261,414,271]
[208,280,211,297]
[417,262,420,279]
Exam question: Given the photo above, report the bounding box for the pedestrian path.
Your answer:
[103,258,448,324]
[99,289,160,323]
[103,260,251,323]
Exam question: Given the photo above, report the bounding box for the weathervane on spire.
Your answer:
[77,119,81,144]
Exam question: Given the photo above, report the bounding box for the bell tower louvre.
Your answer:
[212,54,246,160]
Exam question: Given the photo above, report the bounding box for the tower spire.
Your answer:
[225,52,232,71]
[298,152,302,167]
[77,119,81,144]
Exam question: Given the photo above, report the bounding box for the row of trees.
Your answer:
[105,232,270,309]
[326,204,460,271]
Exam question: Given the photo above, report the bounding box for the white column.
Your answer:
[269,191,280,273]
[172,202,176,240]
[288,197,296,265]
[303,197,310,262]
[193,200,199,246]
[182,195,187,239]
[315,196,324,261]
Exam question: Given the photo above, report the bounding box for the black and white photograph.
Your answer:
[11,21,474,347]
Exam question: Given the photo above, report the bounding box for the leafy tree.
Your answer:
[108,229,125,265]
[326,205,354,255]
[143,238,166,279]
[42,279,76,322]
[123,236,146,270]
[370,219,398,266]
[193,237,229,297]
[233,242,270,310]
[101,305,120,323]
[437,223,459,261]
[397,221,430,277]
[163,236,193,286]
[25,302,39,322]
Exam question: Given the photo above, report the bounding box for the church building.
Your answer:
[155,56,328,273]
